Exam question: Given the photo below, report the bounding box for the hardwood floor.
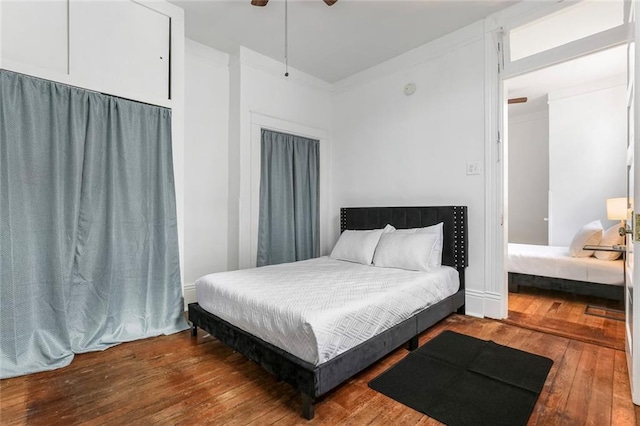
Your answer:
[1,314,638,425]
[505,287,626,351]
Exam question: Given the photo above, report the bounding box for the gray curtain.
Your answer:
[257,129,320,266]
[0,70,187,379]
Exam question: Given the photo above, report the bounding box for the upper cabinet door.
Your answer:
[1,1,69,74]
[69,0,170,102]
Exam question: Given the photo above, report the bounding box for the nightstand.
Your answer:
[583,244,626,252]
[582,244,626,321]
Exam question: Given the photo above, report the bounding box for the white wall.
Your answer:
[508,107,549,245]
[182,25,495,317]
[182,45,332,304]
[228,47,333,271]
[183,39,230,304]
[227,56,242,272]
[331,22,487,317]
[549,81,627,245]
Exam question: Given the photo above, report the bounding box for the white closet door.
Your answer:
[1,0,69,74]
[69,0,170,101]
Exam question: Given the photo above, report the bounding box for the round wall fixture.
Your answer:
[404,83,417,96]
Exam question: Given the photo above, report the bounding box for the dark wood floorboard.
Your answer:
[504,287,626,351]
[0,314,636,425]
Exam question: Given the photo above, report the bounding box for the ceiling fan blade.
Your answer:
[251,0,269,6]
[508,97,528,104]
[323,0,338,5]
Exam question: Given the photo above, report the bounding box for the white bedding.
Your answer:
[508,243,623,285]
[195,256,460,366]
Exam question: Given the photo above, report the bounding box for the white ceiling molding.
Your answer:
[238,46,333,92]
[186,38,230,68]
[548,73,627,103]
[332,20,484,94]
[508,108,549,125]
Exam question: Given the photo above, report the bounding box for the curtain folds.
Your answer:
[0,70,187,378]
[257,129,320,266]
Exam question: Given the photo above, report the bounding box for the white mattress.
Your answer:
[508,243,623,286]
[195,256,460,366]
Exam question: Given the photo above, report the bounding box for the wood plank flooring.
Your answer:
[505,288,626,351]
[1,314,638,425]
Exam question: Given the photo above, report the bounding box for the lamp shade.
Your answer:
[607,197,627,221]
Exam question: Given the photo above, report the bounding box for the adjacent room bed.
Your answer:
[508,243,624,301]
[188,206,468,419]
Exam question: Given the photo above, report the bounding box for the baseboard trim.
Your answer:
[483,291,505,320]
[465,289,485,318]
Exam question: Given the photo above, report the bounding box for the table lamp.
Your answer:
[607,197,627,236]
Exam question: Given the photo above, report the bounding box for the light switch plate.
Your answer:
[466,162,481,175]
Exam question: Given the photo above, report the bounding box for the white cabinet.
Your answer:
[1,0,173,106]
[70,1,170,102]
[1,1,69,74]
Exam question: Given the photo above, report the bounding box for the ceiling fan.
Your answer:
[251,0,337,6]
[252,0,338,77]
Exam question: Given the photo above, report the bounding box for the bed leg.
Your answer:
[190,324,197,337]
[508,276,519,293]
[407,336,419,351]
[457,305,466,315]
[301,392,315,420]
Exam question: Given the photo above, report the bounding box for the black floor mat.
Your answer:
[369,330,553,426]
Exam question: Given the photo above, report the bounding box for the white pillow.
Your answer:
[373,232,439,271]
[569,220,604,258]
[330,229,384,265]
[387,223,444,268]
[594,224,623,261]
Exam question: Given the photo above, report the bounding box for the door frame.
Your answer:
[628,0,640,404]
[240,112,331,269]
[484,2,634,319]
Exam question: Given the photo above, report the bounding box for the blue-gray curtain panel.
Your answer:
[0,70,187,379]
[257,129,320,266]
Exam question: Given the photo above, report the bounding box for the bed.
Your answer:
[508,243,624,301]
[188,206,468,419]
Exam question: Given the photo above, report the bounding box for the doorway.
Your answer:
[487,0,640,405]
[486,0,633,315]
[503,46,627,350]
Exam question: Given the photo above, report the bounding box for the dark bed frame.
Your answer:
[508,273,624,301]
[188,206,468,419]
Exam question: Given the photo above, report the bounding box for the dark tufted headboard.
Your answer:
[340,206,468,288]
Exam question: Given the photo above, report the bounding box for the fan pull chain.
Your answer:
[284,0,289,77]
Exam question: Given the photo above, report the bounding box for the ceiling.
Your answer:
[507,44,627,117]
[171,0,518,83]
